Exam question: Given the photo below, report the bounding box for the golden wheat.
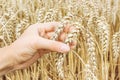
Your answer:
[0,0,120,80]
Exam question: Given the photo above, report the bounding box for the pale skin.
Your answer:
[0,22,76,76]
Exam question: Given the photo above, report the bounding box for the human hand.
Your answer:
[9,22,75,70]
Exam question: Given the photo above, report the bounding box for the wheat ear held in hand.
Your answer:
[56,22,81,79]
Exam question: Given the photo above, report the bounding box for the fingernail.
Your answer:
[60,44,70,53]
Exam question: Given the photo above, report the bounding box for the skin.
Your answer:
[0,22,76,76]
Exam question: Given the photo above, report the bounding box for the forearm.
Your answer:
[0,46,16,76]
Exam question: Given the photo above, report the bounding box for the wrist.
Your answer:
[0,46,17,75]
[9,42,37,66]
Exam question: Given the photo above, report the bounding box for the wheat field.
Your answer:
[0,0,120,80]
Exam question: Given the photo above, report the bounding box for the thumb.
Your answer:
[36,37,70,53]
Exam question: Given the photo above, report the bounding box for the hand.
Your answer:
[9,22,75,70]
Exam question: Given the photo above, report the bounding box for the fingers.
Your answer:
[46,32,66,41]
[45,32,76,49]
[36,37,70,53]
[38,22,71,37]
[46,32,54,39]
[69,41,77,49]
[39,28,45,37]
[58,33,66,42]
[45,27,77,49]
[63,24,71,33]
[38,22,60,32]
[36,22,77,50]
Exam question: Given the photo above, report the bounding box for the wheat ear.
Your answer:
[112,31,120,62]
[44,9,58,22]
[84,29,98,80]
[15,8,29,39]
[56,22,81,79]
[96,16,110,54]
[36,8,45,23]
